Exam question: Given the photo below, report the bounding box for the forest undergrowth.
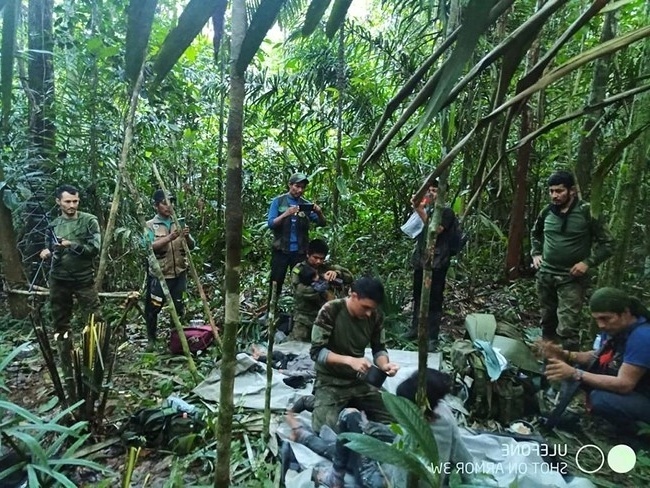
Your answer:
[1,272,649,487]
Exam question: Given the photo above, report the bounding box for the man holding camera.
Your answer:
[266,173,326,307]
[144,189,195,348]
[289,239,353,341]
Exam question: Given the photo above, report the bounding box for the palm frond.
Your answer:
[125,0,158,84]
[153,0,226,86]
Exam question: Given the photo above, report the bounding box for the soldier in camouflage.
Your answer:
[289,239,353,342]
[531,171,614,350]
[39,184,101,334]
[310,277,399,433]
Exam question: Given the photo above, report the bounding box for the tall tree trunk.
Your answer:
[214,0,246,485]
[24,0,55,286]
[87,0,105,230]
[0,0,29,317]
[574,12,616,196]
[504,103,533,281]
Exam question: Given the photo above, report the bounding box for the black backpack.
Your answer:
[448,216,466,256]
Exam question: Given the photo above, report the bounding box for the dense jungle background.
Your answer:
[1,0,649,486]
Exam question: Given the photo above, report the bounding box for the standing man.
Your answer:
[267,173,326,305]
[145,190,195,348]
[39,184,101,334]
[531,170,614,350]
[289,238,354,341]
[310,276,399,433]
[405,180,456,351]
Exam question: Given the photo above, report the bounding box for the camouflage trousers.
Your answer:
[312,378,393,434]
[50,278,101,335]
[288,314,316,342]
[536,272,589,350]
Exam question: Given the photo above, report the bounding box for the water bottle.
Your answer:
[164,395,197,414]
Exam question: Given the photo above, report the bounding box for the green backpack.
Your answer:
[119,406,206,453]
[450,340,526,424]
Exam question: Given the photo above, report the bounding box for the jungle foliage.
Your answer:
[1,0,649,486]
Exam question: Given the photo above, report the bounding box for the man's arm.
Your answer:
[63,217,101,257]
[546,358,645,395]
[310,203,326,227]
[310,302,371,375]
[322,264,354,284]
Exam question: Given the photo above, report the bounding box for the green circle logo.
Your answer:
[607,444,636,474]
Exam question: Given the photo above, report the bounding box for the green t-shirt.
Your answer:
[310,298,388,386]
[530,200,614,275]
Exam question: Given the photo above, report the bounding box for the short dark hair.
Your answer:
[308,238,329,256]
[351,277,384,304]
[547,170,575,189]
[56,184,79,199]
[298,265,318,286]
[395,369,452,419]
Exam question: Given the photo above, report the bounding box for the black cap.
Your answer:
[152,189,175,204]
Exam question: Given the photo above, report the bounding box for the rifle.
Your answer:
[543,344,603,429]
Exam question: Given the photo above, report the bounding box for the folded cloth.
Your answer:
[473,340,504,381]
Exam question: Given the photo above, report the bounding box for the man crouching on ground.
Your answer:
[310,276,399,433]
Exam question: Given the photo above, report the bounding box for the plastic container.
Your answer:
[400,212,424,239]
[164,395,197,414]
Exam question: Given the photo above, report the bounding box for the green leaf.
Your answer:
[339,432,439,486]
[125,0,158,84]
[152,0,225,86]
[31,464,78,488]
[235,0,288,75]
[302,0,332,37]
[0,343,32,374]
[325,0,353,39]
[381,392,440,467]
[415,0,499,134]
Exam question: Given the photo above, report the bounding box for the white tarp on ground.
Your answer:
[192,341,594,488]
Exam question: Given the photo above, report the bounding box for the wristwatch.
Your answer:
[573,368,584,382]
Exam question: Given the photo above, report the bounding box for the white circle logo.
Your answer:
[575,444,605,474]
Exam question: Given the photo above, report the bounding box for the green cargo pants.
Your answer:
[50,278,101,335]
[311,378,394,434]
[536,272,588,350]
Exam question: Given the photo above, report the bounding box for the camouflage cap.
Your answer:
[289,173,309,185]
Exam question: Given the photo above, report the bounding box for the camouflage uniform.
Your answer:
[531,200,614,349]
[310,299,393,433]
[289,261,353,342]
[47,211,101,334]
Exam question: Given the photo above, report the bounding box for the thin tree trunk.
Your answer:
[504,103,534,281]
[332,23,345,224]
[0,0,29,317]
[95,78,141,290]
[215,0,246,485]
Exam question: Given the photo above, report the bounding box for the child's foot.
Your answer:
[313,467,344,488]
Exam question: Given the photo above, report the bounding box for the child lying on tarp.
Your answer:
[285,368,474,487]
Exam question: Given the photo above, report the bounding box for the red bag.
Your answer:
[169,325,214,354]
